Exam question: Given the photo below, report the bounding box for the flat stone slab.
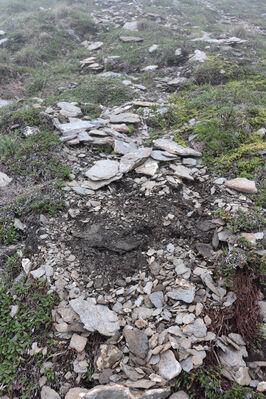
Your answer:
[170,165,194,181]
[167,279,195,303]
[57,120,94,136]
[0,172,12,187]
[57,102,82,118]
[70,297,120,336]
[83,174,123,190]
[167,77,188,86]
[85,160,120,182]
[120,36,144,42]
[135,159,159,176]
[109,113,140,124]
[153,139,201,157]
[151,150,177,161]
[120,148,152,173]
[114,139,137,155]
[225,178,257,194]
[87,41,104,51]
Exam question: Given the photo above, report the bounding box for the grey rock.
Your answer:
[113,138,137,155]
[158,350,182,380]
[235,367,251,386]
[167,280,195,303]
[71,187,95,195]
[219,346,246,369]
[70,297,120,336]
[30,268,45,279]
[170,165,194,181]
[135,159,159,176]
[123,21,139,31]
[85,160,120,181]
[14,218,26,231]
[124,326,149,359]
[183,318,207,338]
[57,102,82,118]
[41,386,60,399]
[109,112,140,124]
[120,148,152,173]
[182,158,197,166]
[0,172,12,187]
[153,139,201,157]
[214,177,226,185]
[196,243,213,258]
[22,126,40,137]
[180,356,193,372]
[87,41,104,51]
[151,150,177,161]
[228,333,245,346]
[149,291,164,308]
[57,120,94,136]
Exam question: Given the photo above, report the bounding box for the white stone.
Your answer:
[41,386,60,399]
[85,160,120,181]
[0,172,12,187]
[158,350,182,380]
[70,297,120,336]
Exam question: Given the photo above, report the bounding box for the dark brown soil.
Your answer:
[67,175,215,286]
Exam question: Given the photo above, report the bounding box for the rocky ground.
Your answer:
[0,0,265,398]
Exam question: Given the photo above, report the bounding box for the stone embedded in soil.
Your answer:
[40,386,60,399]
[124,326,149,359]
[167,279,195,303]
[0,171,12,187]
[120,36,144,42]
[120,147,152,173]
[70,297,120,336]
[57,102,82,118]
[153,139,201,157]
[69,333,87,352]
[57,119,94,136]
[225,178,257,194]
[85,160,120,181]
[158,350,182,380]
[109,112,140,124]
[83,174,123,190]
